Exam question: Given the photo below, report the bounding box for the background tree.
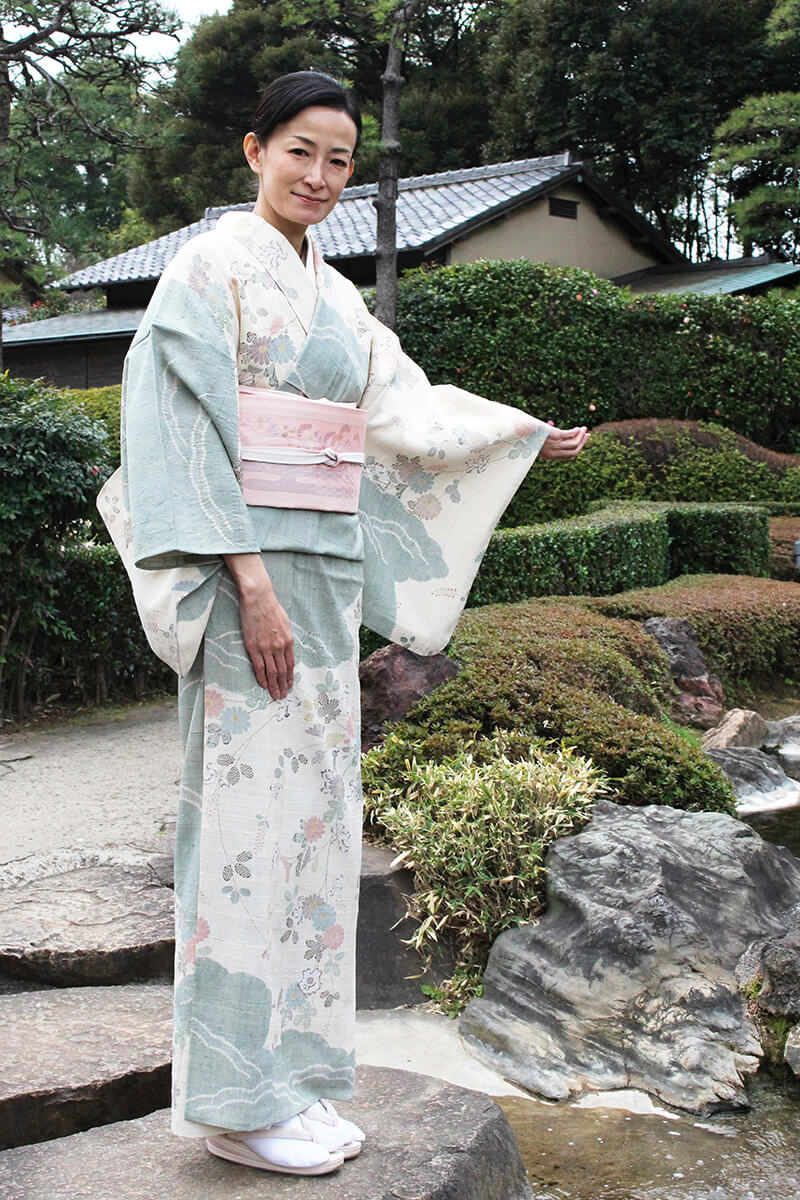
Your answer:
[128,0,386,231]
[713,0,800,258]
[483,0,794,257]
[0,0,180,368]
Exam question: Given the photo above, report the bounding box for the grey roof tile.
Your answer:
[3,307,146,344]
[58,154,578,289]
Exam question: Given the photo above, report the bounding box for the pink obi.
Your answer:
[238,387,367,514]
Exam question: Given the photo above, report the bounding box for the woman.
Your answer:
[100,71,587,1178]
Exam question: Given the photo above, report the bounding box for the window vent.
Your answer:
[549,196,579,220]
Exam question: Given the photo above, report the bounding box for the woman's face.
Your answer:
[244,105,357,250]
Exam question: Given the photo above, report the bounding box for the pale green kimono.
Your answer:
[98,211,549,1137]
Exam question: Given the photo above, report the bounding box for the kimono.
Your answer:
[98,210,549,1139]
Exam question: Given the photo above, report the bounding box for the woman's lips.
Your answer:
[294,193,326,204]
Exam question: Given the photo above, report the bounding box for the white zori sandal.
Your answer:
[299,1098,366,1159]
[205,1113,344,1175]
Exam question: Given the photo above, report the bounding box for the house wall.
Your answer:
[448,185,661,277]
[4,337,130,388]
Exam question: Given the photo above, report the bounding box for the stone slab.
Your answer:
[0,983,173,1150]
[0,855,174,985]
[357,844,452,1008]
[0,1066,533,1200]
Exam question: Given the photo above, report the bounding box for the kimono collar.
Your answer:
[215,210,322,333]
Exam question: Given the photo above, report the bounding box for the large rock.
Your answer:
[359,645,460,752]
[641,617,724,728]
[0,851,175,985]
[460,800,800,1115]
[705,747,800,813]
[0,1067,533,1200]
[757,928,800,1015]
[770,715,800,781]
[0,982,172,1149]
[785,1025,800,1076]
[702,709,769,751]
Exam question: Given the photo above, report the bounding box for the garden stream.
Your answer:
[498,691,800,1200]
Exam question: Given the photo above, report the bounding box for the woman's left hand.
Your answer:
[538,424,589,461]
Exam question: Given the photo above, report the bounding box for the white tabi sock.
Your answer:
[300,1099,366,1152]
[239,1114,333,1169]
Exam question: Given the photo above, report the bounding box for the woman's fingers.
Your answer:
[540,425,589,460]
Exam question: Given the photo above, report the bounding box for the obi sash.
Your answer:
[238,387,366,514]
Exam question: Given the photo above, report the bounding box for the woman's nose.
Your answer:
[303,159,325,188]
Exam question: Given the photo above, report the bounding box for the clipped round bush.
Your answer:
[363,734,606,1009]
[363,599,735,817]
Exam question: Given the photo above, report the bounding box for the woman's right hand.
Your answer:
[223,553,295,699]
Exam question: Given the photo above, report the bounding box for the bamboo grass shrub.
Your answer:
[363,733,607,1011]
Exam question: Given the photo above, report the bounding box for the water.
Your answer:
[745,804,800,859]
[498,1074,800,1199]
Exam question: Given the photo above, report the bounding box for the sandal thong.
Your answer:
[205,1118,345,1176]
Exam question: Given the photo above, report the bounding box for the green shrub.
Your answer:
[395,262,800,452]
[658,503,770,577]
[363,734,606,1010]
[503,422,800,529]
[363,599,735,816]
[588,574,800,683]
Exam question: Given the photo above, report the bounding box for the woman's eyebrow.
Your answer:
[290,134,352,154]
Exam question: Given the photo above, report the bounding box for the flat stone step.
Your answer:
[0,983,172,1151]
[0,1065,533,1200]
[0,851,174,986]
[0,844,446,1008]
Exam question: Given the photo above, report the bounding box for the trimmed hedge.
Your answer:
[769,516,800,581]
[362,598,736,816]
[472,503,670,604]
[587,574,800,683]
[471,501,769,606]
[394,262,800,453]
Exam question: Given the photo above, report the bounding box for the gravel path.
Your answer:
[0,701,180,866]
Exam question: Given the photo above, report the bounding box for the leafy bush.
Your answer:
[472,503,670,603]
[395,262,800,452]
[502,420,800,529]
[58,385,122,464]
[588,574,800,683]
[0,375,112,721]
[363,734,606,1010]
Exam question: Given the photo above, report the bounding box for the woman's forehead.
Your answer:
[277,106,358,152]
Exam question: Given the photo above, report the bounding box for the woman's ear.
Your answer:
[347,159,355,179]
[243,132,261,174]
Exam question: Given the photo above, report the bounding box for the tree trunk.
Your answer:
[0,27,9,375]
[373,0,423,329]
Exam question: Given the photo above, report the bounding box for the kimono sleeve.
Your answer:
[358,313,551,655]
[121,241,260,570]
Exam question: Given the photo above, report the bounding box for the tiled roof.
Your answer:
[58,153,625,290]
[620,257,800,296]
[3,307,146,344]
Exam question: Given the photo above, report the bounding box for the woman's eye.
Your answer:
[289,147,307,157]
[331,158,347,168]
